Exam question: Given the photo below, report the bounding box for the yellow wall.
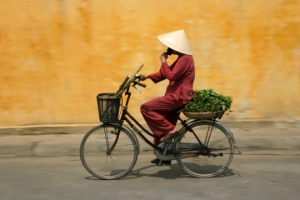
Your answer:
[0,0,299,126]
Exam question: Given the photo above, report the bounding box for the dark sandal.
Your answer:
[150,158,171,166]
[160,131,181,143]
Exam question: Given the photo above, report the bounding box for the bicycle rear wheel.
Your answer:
[175,120,234,177]
[80,124,138,180]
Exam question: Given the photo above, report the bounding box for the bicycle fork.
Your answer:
[103,125,120,155]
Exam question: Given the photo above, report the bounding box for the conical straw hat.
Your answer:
[157,30,193,55]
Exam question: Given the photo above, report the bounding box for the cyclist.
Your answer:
[140,30,195,165]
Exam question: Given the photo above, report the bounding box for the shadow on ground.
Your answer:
[84,163,236,180]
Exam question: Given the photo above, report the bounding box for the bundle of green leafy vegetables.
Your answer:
[183,89,233,113]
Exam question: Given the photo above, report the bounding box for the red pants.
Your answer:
[140,95,185,146]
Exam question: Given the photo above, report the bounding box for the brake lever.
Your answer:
[133,85,141,93]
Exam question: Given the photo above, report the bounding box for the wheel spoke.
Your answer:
[208,137,229,148]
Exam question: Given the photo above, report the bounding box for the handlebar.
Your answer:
[114,64,145,97]
[133,80,146,88]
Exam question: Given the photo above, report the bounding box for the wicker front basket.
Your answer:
[182,111,225,120]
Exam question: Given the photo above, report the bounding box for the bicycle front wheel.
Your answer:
[175,120,234,178]
[80,124,138,180]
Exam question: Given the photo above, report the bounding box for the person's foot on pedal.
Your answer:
[160,131,181,143]
[150,158,171,166]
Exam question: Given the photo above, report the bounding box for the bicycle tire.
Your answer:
[175,120,234,178]
[80,124,139,180]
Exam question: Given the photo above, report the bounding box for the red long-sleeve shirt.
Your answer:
[149,54,195,104]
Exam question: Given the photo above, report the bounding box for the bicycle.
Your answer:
[80,64,240,180]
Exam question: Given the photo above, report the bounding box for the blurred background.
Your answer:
[0,0,299,127]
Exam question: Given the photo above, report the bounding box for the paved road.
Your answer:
[1,151,299,200]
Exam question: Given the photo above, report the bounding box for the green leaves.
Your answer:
[183,89,233,112]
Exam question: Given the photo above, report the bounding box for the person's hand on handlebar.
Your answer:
[139,75,149,81]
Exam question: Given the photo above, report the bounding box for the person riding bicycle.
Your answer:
[139,30,195,165]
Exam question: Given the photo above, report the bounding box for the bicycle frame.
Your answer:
[108,84,209,155]
[117,85,161,151]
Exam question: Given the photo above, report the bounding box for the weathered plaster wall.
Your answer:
[0,0,299,126]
